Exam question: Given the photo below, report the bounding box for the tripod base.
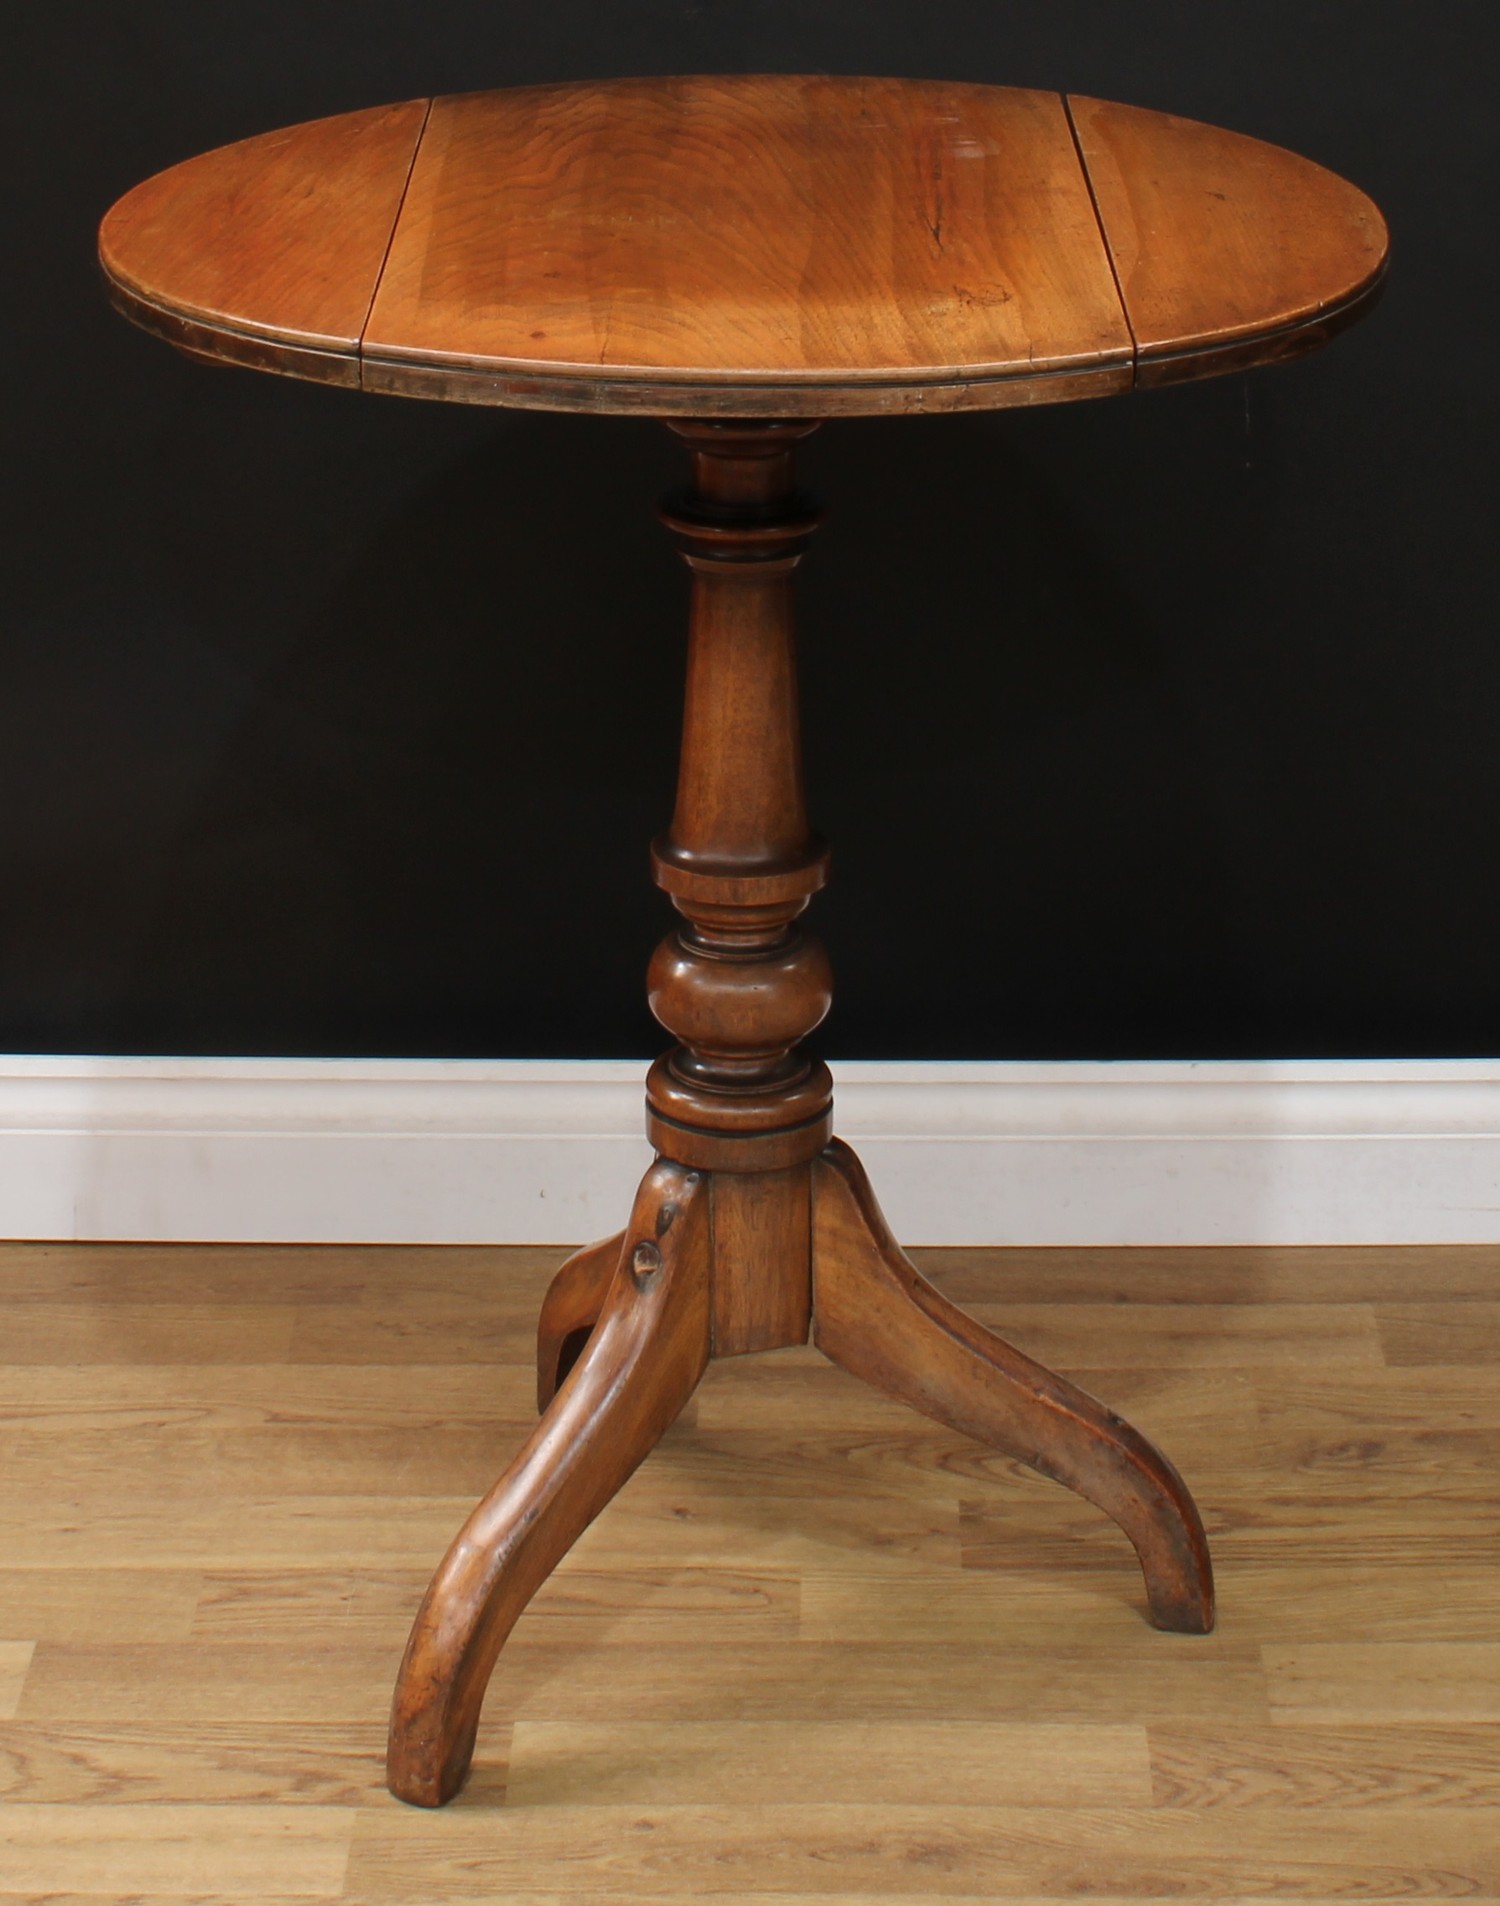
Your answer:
[387,1137,1214,1807]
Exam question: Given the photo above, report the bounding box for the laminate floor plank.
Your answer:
[557,1480,964,1572]
[186,1565,798,1645]
[0,1363,537,1428]
[1376,1301,1500,1366]
[0,1239,1494,1904]
[693,1358,1259,1439]
[16,1644,406,1726]
[1,1425,533,1501]
[14,1635,1267,1727]
[489,1640,1271,1726]
[1263,1644,1500,1722]
[801,1561,1500,1645]
[286,1304,537,1365]
[344,1800,1500,1897]
[0,1802,353,1895]
[375,1899,1500,1906]
[0,1243,557,1310]
[1220,1422,1500,1496]
[0,1305,301,1364]
[961,1495,1490,1572]
[503,1723,1151,1806]
[916,1244,1500,1306]
[0,1896,328,1906]
[0,1645,34,1720]
[1148,1722,1500,1808]
[0,1720,391,1806]
[639,1418,1223,1502]
[505,1719,1152,1807]
[0,1569,202,1643]
[1205,1364,1500,1433]
[0,1496,484,1571]
[959,1302,1385,1369]
[1199,1564,1500,1644]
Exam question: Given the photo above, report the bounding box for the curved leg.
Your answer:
[536,1231,625,1410]
[810,1141,1214,1634]
[388,1161,711,1806]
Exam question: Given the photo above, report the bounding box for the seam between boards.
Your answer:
[1062,92,1139,384]
[357,97,434,383]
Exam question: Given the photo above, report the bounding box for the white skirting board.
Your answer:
[1,1056,1499,1247]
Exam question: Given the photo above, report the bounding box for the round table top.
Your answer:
[99,74,1387,418]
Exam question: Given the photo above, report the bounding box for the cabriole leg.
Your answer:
[811,1140,1215,1633]
[387,1163,711,1806]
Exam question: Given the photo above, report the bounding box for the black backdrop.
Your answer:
[4,3,1496,1060]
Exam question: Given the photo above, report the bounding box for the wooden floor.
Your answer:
[1,1235,1497,1901]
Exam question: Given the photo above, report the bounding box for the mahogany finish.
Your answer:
[100,76,1388,415]
[99,72,1388,1811]
[710,1165,814,1359]
[647,421,833,1172]
[1067,96,1388,382]
[534,1229,622,1411]
[363,79,1130,401]
[390,1162,712,1808]
[387,420,1217,1805]
[811,1140,1213,1634]
[98,100,429,386]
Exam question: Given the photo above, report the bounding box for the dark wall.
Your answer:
[4,3,1496,1059]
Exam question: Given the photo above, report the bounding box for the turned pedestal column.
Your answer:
[383,421,1215,1808]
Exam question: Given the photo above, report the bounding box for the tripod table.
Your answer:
[99,73,1388,1807]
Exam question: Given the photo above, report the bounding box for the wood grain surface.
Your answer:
[98,100,429,383]
[99,76,1388,414]
[1068,95,1388,383]
[375,416,1205,1808]
[812,1141,1213,1634]
[1,1236,1494,1899]
[387,1164,712,1806]
[363,78,1129,395]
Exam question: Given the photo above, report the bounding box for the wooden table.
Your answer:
[99,74,1388,1809]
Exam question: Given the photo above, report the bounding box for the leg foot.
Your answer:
[387,1162,711,1806]
[536,1231,625,1410]
[810,1140,1214,1634]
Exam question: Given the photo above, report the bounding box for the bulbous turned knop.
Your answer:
[647,928,833,1067]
